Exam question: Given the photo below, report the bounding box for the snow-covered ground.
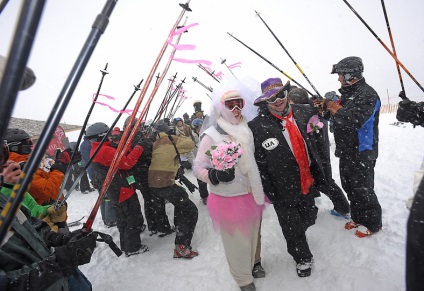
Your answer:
[65,113,423,291]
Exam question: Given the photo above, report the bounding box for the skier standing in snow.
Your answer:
[191,118,209,205]
[194,80,266,291]
[287,88,350,217]
[249,77,342,277]
[314,56,382,237]
[87,122,148,257]
[148,120,199,258]
[123,117,159,236]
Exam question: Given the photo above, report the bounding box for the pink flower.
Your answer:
[206,141,243,171]
[307,114,324,133]
[224,155,233,163]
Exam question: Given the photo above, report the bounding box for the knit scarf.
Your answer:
[216,117,265,205]
[271,111,314,195]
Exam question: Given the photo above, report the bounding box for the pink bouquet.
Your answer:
[206,141,243,171]
[307,114,324,134]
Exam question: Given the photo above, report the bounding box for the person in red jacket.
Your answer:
[86,122,148,257]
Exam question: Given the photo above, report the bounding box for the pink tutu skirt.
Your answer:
[207,192,265,237]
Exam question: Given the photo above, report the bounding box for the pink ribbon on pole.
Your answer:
[92,93,139,115]
[228,62,242,69]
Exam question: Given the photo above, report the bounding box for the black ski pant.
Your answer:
[151,184,198,246]
[110,193,145,253]
[197,179,209,199]
[273,193,317,264]
[322,180,350,215]
[339,157,382,232]
[406,176,424,291]
[136,169,162,232]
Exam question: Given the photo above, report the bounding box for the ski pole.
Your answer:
[83,1,193,232]
[380,0,405,96]
[0,0,118,243]
[0,0,45,149]
[220,58,237,79]
[227,32,314,96]
[342,0,424,93]
[198,63,221,83]
[55,63,109,207]
[0,0,10,15]
[57,78,143,207]
[192,76,213,93]
[255,11,322,98]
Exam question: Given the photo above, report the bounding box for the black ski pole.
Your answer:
[57,78,144,207]
[0,0,45,148]
[342,0,424,93]
[166,78,186,120]
[192,76,213,93]
[227,32,314,96]
[56,63,109,206]
[255,11,322,98]
[0,0,10,15]
[380,0,405,96]
[0,0,118,244]
[198,64,221,83]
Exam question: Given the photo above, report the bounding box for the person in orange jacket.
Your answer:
[5,128,81,232]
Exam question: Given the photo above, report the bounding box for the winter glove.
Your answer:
[208,168,235,185]
[313,99,342,116]
[46,204,67,223]
[55,230,97,276]
[398,90,407,100]
[41,215,59,232]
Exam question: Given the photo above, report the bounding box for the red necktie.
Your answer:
[272,111,314,195]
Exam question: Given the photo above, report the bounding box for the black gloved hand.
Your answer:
[55,230,97,276]
[398,90,407,100]
[208,168,235,185]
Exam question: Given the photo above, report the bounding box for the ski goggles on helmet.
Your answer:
[224,98,244,111]
[266,88,288,104]
[7,138,33,155]
[1,140,10,167]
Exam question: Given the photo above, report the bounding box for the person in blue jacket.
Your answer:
[314,56,382,238]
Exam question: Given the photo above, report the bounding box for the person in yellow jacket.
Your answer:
[148,120,199,259]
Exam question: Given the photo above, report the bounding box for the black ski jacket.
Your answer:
[333,78,380,160]
[248,104,333,206]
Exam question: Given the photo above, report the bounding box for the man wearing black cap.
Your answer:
[314,56,382,238]
[248,77,350,277]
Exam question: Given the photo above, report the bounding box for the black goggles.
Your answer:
[224,99,244,111]
[7,138,33,155]
[266,89,288,104]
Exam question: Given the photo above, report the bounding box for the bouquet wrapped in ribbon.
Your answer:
[206,141,243,171]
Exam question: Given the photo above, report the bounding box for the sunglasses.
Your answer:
[266,89,288,104]
[224,99,244,111]
[1,140,10,167]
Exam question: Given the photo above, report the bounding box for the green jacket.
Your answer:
[148,132,195,188]
[0,183,50,218]
[0,192,69,290]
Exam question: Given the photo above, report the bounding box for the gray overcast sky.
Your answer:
[1,0,423,127]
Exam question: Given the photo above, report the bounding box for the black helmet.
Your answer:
[331,56,363,81]
[86,122,109,141]
[5,128,33,154]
